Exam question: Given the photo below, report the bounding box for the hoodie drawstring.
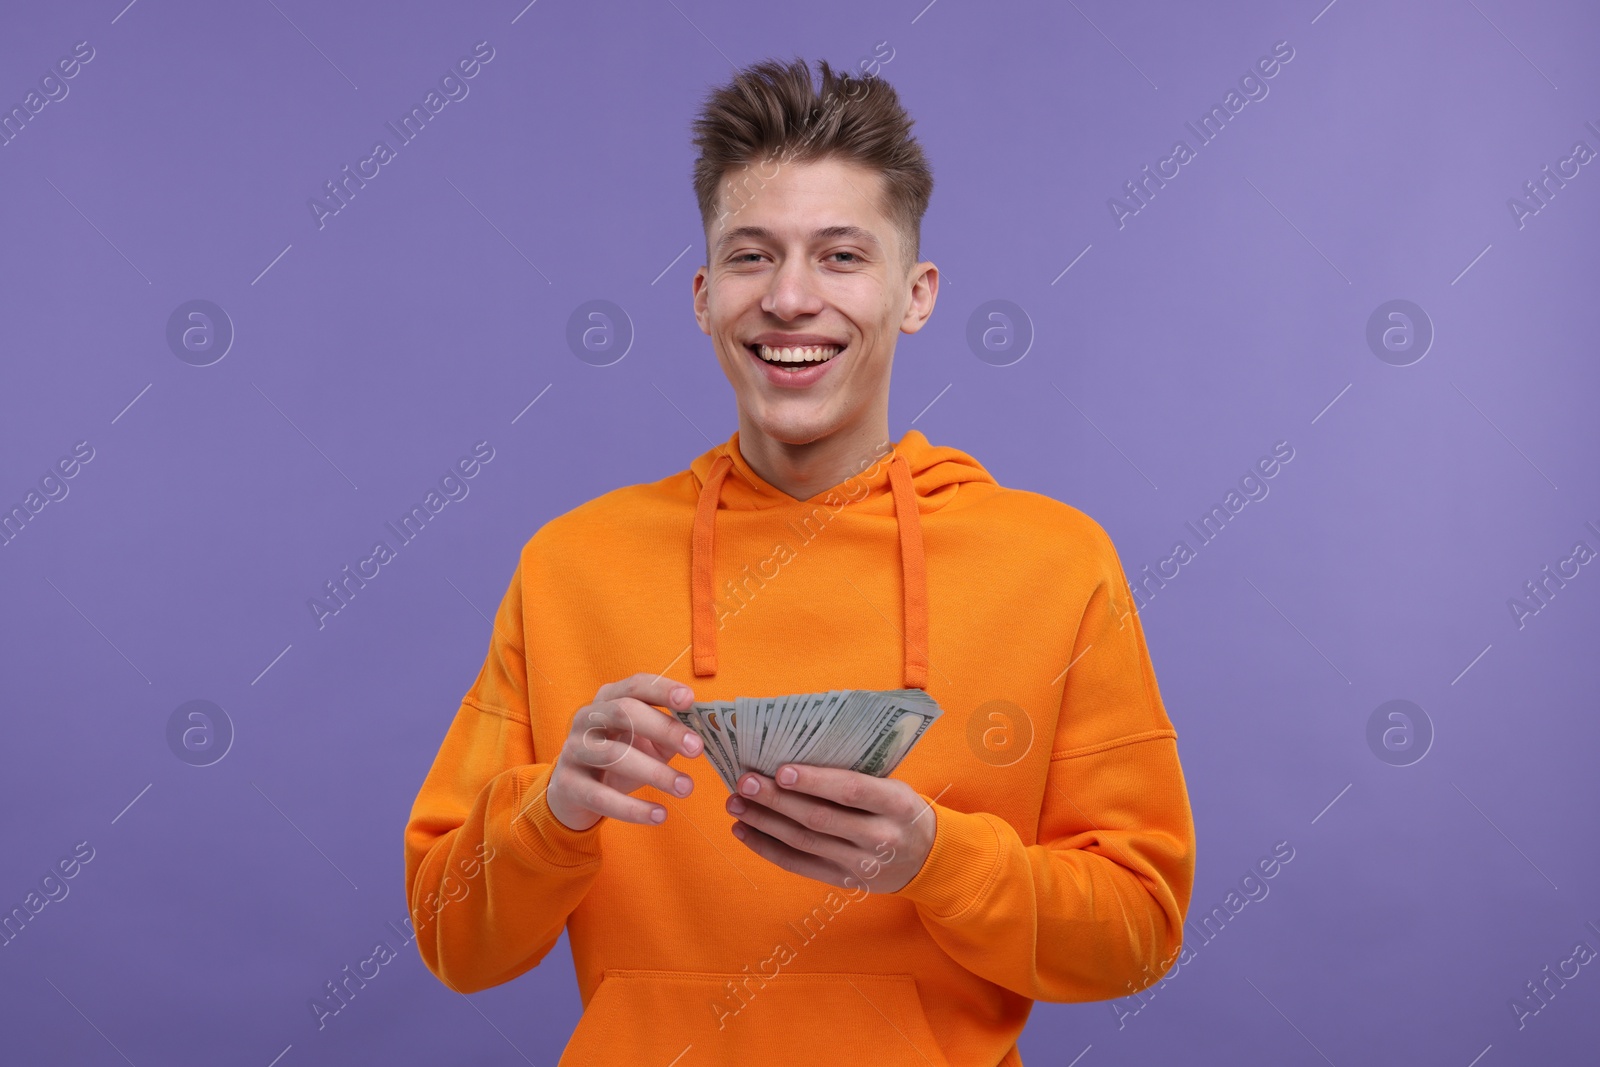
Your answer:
[690,453,735,679]
[690,450,929,690]
[887,454,930,689]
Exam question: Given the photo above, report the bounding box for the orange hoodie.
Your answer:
[404,427,1195,1066]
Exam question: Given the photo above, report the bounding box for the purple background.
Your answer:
[3,0,1597,1063]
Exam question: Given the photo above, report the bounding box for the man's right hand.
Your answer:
[543,673,703,832]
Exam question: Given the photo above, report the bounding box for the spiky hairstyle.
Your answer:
[690,56,933,273]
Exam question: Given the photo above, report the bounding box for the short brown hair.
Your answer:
[690,56,934,274]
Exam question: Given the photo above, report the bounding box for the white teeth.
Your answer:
[756,344,842,363]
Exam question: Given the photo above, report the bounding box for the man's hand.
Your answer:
[725,765,936,894]
[544,673,704,832]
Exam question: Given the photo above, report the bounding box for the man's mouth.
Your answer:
[747,343,844,367]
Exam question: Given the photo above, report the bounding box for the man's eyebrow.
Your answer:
[714,225,883,251]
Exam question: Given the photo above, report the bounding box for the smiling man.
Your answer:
[405,57,1196,1066]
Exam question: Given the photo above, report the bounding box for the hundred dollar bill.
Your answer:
[684,688,943,792]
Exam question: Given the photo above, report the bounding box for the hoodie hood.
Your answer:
[686,428,996,689]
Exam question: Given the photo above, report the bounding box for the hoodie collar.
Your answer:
[687,428,992,690]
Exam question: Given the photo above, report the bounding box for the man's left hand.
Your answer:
[725,765,936,894]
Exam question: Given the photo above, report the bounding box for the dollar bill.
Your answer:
[681,688,943,793]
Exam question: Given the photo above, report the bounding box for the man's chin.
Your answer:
[741,405,840,447]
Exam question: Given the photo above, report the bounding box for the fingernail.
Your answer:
[740,777,760,796]
[777,766,797,786]
[674,775,692,796]
[683,734,702,755]
[727,797,746,814]
[671,687,691,705]
[650,807,666,823]
[731,823,746,840]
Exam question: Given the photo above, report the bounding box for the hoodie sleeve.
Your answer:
[403,557,606,994]
[889,520,1196,1002]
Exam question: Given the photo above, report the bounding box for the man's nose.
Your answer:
[761,258,824,319]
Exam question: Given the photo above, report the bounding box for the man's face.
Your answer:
[692,156,937,447]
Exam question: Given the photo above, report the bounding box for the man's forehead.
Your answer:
[712,156,889,238]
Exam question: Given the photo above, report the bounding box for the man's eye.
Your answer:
[829,251,860,263]
[732,252,765,263]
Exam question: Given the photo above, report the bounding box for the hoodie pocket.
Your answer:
[556,968,952,1066]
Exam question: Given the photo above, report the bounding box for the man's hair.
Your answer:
[690,56,934,275]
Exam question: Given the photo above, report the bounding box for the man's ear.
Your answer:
[899,261,939,335]
[692,266,712,335]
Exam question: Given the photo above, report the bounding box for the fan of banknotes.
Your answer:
[673,689,943,793]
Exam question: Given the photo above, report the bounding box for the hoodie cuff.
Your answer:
[890,793,1002,918]
[505,764,605,869]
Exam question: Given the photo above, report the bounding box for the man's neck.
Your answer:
[735,414,895,503]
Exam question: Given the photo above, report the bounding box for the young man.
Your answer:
[405,57,1195,1065]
